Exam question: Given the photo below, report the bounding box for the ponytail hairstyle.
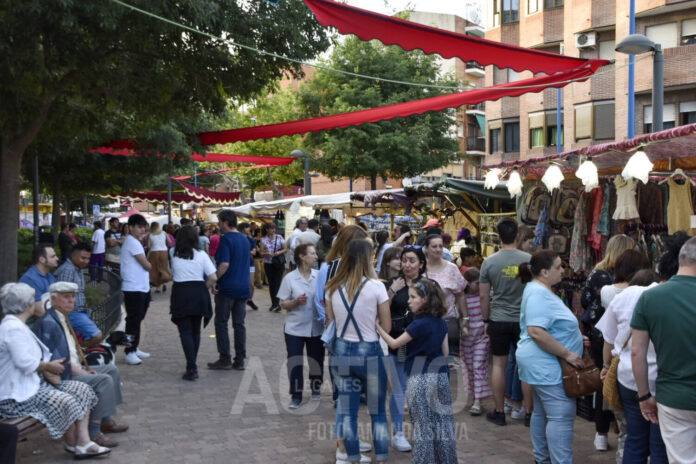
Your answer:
[518,250,559,284]
[628,269,660,287]
[410,278,448,318]
[374,230,390,259]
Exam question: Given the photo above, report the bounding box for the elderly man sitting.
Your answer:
[32,282,128,449]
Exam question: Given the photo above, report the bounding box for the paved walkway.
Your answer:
[18,285,618,463]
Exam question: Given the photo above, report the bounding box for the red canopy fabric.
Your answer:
[172,164,273,181]
[198,62,603,145]
[118,208,151,220]
[178,181,241,203]
[109,189,239,205]
[304,0,604,74]
[89,146,295,165]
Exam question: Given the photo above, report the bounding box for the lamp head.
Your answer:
[615,34,659,55]
[291,149,307,158]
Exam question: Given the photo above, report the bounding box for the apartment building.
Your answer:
[484,0,696,165]
[408,11,488,182]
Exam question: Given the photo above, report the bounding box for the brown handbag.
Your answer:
[558,348,602,398]
[602,335,632,412]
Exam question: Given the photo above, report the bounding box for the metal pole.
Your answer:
[32,154,40,245]
[557,43,564,153]
[193,163,198,218]
[167,175,172,224]
[628,0,636,138]
[304,155,311,196]
[652,46,664,132]
[349,178,353,193]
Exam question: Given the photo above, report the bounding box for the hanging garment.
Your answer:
[638,182,664,225]
[597,183,612,237]
[612,175,640,220]
[667,177,694,234]
[588,185,604,251]
[533,200,550,247]
[570,192,592,273]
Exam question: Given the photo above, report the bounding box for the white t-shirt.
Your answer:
[330,279,388,343]
[296,229,320,247]
[149,232,168,252]
[169,249,216,282]
[596,283,659,394]
[600,284,625,310]
[121,235,150,292]
[91,228,106,254]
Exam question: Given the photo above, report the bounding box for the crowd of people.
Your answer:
[1,210,695,464]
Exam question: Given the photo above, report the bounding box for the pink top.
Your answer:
[209,234,220,258]
[426,261,467,318]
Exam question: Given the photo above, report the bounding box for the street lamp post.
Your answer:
[616,34,664,133]
[291,150,311,196]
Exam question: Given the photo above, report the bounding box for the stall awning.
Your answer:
[178,182,241,204]
[475,114,486,133]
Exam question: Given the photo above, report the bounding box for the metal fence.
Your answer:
[85,268,122,335]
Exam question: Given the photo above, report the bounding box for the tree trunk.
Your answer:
[370,175,377,190]
[51,175,63,242]
[266,167,282,199]
[0,143,24,284]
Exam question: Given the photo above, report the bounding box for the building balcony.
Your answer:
[466,136,486,153]
[466,102,485,115]
[465,61,486,77]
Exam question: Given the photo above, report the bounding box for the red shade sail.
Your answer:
[172,164,273,181]
[304,0,605,74]
[177,181,241,203]
[89,146,295,165]
[198,62,603,146]
[105,191,224,205]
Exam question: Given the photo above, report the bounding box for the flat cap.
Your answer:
[49,281,78,294]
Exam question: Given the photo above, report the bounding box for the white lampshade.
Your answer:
[541,164,564,192]
[507,170,523,198]
[622,150,653,184]
[484,168,502,190]
[575,159,599,191]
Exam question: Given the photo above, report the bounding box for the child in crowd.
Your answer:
[459,268,492,416]
[377,279,458,464]
[458,248,477,274]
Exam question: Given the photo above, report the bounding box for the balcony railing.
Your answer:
[466,102,485,113]
[466,136,486,152]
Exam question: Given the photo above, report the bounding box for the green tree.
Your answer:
[0,0,329,282]
[298,35,461,189]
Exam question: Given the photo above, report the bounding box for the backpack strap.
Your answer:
[338,279,369,342]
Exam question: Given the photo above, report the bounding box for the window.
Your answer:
[502,0,519,23]
[507,69,521,82]
[644,104,676,132]
[681,101,696,125]
[646,22,678,49]
[682,19,696,45]
[529,0,541,14]
[547,126,564,146]
[457,123,464,138]
[594,100,615,140]
[575,103,592,140]
[529,112,544,148]
[544,0,563,7]
[504,120,520,152]
[599,40,616,60]
[490,128,502,153]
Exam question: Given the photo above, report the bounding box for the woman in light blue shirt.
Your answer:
[516,250,583,464]
[277,243,324,409]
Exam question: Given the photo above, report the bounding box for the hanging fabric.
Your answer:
[667,178,694,234]
[588,185,604,252]
[569,191,592,273]
[638,182,664,225]
[612,175,640,220]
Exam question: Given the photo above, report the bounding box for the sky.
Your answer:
[343,0,484,25]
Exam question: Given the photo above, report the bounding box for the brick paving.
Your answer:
[17,285,617,463]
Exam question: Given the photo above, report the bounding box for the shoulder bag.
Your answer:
[270,236,286,270]
[603,335,632,412]
[558,347,602,398]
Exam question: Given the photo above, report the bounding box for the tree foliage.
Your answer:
[0,0,330,282]
[298,35,461,187]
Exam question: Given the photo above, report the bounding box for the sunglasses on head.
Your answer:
[414,281,427,296]
[403,245,422,251]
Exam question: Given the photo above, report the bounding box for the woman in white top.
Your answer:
[169,226,217,381]
[599,249,650,310]
[0,283,109,459]
[277,243,323,409]
[597,269,668,463]
[148,222,173,293]
[325,240,391,464]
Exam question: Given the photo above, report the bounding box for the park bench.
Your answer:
[0,415,44,441]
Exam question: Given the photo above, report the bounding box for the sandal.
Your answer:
[74,441,111,460]
[469,403,483,416]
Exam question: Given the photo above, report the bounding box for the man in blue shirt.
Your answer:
[19,244,58,319]
[208,210,250,371]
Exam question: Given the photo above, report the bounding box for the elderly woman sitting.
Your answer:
[0,282,110,459]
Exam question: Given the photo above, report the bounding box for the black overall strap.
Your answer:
[338,279,369,342]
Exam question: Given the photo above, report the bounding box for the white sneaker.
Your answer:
[503,400,514,414]
[125,352,142,365]
[359,440,372,452]
[511,406,527,420]
[594,433,609,451]
[391,432,412,452]
[135,349,150,359]
[336,449,371,463]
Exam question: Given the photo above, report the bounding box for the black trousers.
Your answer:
[264,263,284,307]
[285,333,325,401]
[0,423,17,464]
[123,291,151,354]
[174,315,203,372]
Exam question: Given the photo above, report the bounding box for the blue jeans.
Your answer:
[505,343,522,401]
[530,383,575,464]
[619,382,668,464]
[385,354,408,433]
[330,338,389,462]
[214,294,246,364]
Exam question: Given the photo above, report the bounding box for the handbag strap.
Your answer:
[338,279,369,342]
